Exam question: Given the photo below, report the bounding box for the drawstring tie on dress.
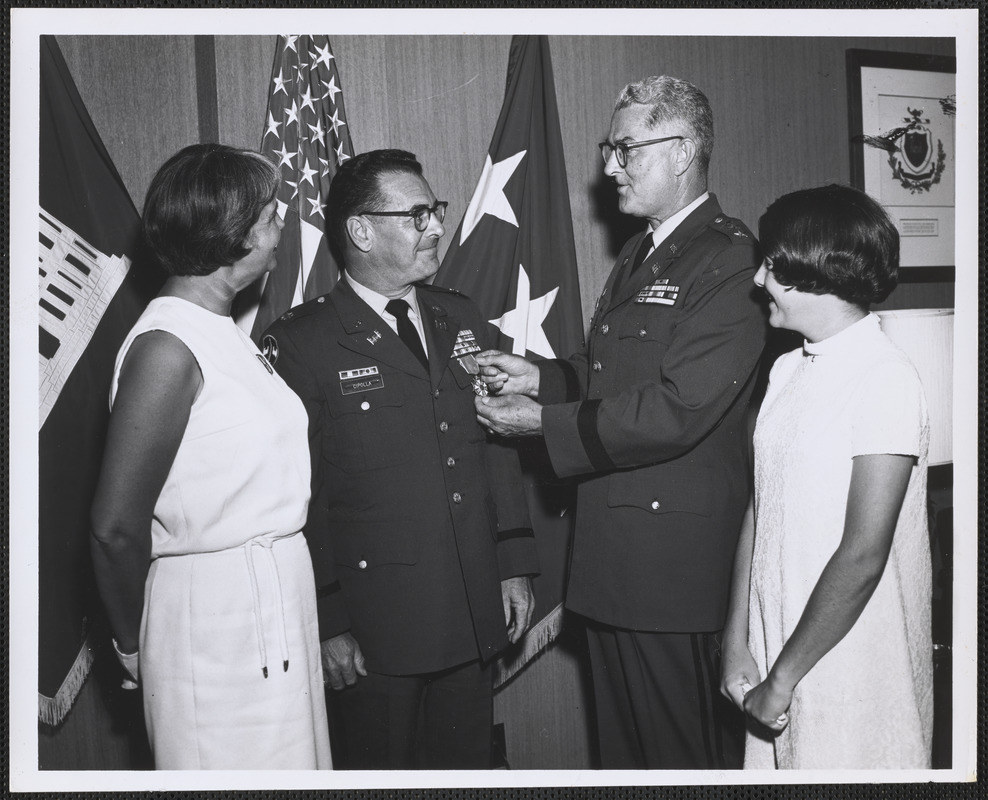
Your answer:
[243,539,291,678]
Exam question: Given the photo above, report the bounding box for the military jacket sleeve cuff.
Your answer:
[537,359,581,405]
[316,585,351,642]
[495,528,539,580]
[542,400,608,479]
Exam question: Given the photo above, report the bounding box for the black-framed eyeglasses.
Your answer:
[361,200,448,232]
[598,136,684,168]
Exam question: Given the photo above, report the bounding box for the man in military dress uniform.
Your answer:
[475,76,766,769]
[263,150,538,769]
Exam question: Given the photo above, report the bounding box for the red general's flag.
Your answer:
[236,34,354,341]
[38,35,164,725]
[434,35,583,685]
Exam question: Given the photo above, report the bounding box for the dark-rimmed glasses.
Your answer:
[598,136,684,168]
[361,200,448,232]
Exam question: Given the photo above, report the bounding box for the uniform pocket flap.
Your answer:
[330,519,419,569]
[616,318,670,343]
[607,469,713,516]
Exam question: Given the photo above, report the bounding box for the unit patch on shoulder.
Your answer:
[261,334,279,366]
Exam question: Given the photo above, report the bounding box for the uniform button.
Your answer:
[317,296,325,303]
[446,457,456,468]
[600,323,610,335]
[433,389,441,398]
[452,492,462,504]
[357,559,368,569]
[592,360,602,372]
[439,421,449,432]
[360,400,370,411]
[638,328,647,337]
[650,500,660,511]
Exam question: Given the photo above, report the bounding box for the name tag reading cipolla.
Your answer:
[339,365,384,395]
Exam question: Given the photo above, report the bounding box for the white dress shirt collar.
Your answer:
[344,272,428,352]
[647,191,710,251]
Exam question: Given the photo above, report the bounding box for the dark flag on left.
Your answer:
[37,35,163,726]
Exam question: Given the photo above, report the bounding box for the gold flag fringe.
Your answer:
[38,634,96,728]
[493,602,565,689]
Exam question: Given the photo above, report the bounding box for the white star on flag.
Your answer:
[264,111,281,140]
[335,140,350,165]
[307,195,325,219]
[272,71,288,96]
[307,118,326,146]
[313,41,334,68]
[328,107,346,137]
[490,263,558,358]
[298,158,318,187]
[322,75,341,104]
[274,141,294,168]
[285,99,300,127]
[459,150,526,245]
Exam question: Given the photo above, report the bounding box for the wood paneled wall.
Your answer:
[48,33,957,771]
[60,33,955,322]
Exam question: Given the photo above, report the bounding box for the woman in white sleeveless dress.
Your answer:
[720,185,932,769]
[90,144,332,769]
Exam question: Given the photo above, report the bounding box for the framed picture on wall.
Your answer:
[847,49,956,282]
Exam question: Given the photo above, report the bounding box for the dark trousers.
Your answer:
[328,659,493,769]
[585,621,744,769]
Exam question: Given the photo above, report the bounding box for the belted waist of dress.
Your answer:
[242,532,301,679]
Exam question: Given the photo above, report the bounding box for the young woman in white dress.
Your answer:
[720,184,932,769]
[90,144,332,769]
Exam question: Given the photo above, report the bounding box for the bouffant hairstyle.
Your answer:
[325,149,424,260]
[614,75,714,172]
[142,143,280,276]
[758,184,899,308]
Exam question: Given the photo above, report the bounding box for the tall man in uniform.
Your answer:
[474,76,766,769]
[263,149,538,769]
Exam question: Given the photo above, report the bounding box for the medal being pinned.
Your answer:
[452,329,488,396]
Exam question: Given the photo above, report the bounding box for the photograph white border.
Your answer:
[9,6,980,793]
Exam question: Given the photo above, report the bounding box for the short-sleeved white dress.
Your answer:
[111,296,332,770]
[745,313,933,770]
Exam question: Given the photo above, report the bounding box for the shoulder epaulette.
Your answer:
[419,281,462,296]
[275,294,331,324]
[708,214,753,243]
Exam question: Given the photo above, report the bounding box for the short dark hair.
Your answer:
[142,143,280,276]
[615,76,714,172]
[326,149,423,259]
[758,184,899,308]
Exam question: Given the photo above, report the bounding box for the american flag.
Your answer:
[236,34,354,341]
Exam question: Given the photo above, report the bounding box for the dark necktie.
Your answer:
[385,299,429,371]
[614,231,653,294]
